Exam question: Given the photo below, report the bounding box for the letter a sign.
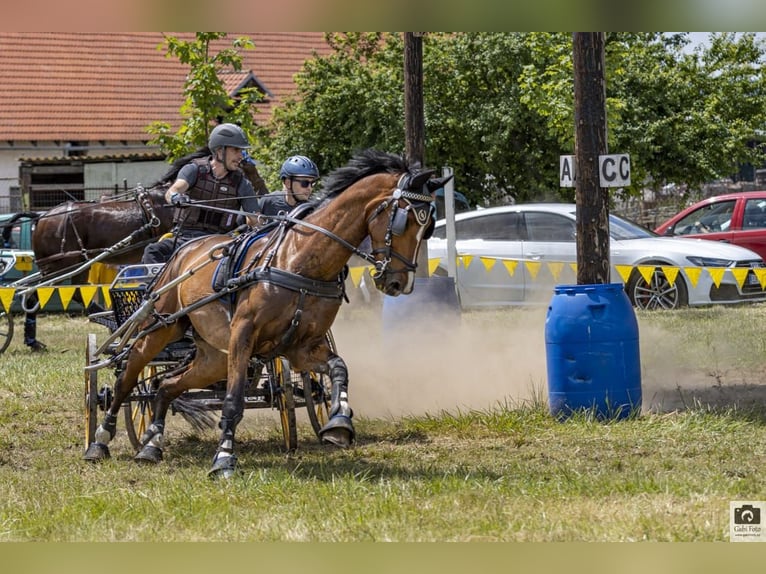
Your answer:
[560,155,575,187]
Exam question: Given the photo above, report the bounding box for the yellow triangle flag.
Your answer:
[428,258,441,276]
[638,265,656,284]
[547,261,564,281]
[614,264,633,284]
[461,255,474,268]
[101,286,112,309]
[37,288,55,310]
[707,267,725,288]
[755,268,766,289]
[58,286,77,310]
[660,266,680,287]
[684,267,701,288]
[480,256,497,271]
[348,266,365,288]
[502,260,518,276]
[524,260,542,279]
[0,287,15,312]
[79,286,98,308]
[569,262,577,275]
[730,267,749,289]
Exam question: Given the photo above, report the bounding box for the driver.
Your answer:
[141,123,260,264]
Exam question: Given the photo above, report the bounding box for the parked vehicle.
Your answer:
[427,203,766,310]
[654,191,766,260]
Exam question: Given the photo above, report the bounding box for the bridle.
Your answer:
[365,172,435,280]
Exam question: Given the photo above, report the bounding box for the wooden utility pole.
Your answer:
[573,32,610,285]
[404,32,429,277]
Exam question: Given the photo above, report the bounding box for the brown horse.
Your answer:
[84,149,449,477]
[30,186,175,286]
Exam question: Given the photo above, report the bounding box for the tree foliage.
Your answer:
[264,32,766,206]
[146,32,267,162]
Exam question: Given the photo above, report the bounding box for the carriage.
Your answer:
[6,149,445,478]
[83,263,335,454]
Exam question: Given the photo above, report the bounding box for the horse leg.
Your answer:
[318,354,355,448]
[84,323,183,461]
[135,340,227,464]
[209,324,257,479]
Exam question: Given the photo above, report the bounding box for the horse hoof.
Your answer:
[320,427,352,448]
[208,453,237,479]
[83,442,110,462]
[319,415,355,448]
[134,445,163,464]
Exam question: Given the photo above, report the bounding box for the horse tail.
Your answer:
[170,394,217,431]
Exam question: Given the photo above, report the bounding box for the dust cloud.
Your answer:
[332,299,766,421]
[333,302,550,419]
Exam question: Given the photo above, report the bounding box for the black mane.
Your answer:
[319,149,409,200]
[151,147,210,186]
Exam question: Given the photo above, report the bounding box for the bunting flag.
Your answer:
[3,257,766,312]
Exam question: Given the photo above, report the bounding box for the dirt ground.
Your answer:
[331,299,766,420]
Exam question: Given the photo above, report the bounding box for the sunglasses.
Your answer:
[293,179,317,189]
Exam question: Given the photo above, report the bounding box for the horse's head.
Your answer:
[366,169,451,296]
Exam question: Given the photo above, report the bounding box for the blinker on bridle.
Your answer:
[366,173,436,279]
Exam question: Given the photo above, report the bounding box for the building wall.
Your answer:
[84,161,167,201]
[0,142,166,212]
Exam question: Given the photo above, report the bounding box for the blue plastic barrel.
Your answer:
[545,283,642,420]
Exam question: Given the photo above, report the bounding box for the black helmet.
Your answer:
[208,123,250,151]
[279,155,319,179]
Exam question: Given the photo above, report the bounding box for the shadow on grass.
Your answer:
[645,382,766,423]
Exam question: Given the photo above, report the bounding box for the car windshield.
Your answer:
[563,208,659,240]
[608,214,658,240]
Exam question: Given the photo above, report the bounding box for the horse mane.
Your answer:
[319,149,409,200]
[151,147,210,186]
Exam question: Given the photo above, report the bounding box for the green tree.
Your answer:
[146,32,267,162]
[265,32,766,206]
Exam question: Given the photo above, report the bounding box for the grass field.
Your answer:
[0,301,764,542]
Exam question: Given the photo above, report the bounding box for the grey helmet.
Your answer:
[208,123,250,152]
[279,155,319,180]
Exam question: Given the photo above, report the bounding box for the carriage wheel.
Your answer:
[301,371,332,440]
[0,310,13,354]
[84,333,99,449]
[270,358,297,452]
[123,365,160,452]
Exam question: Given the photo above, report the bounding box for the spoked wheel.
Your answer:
[269,358,297,452]
[627,267,688,310]
[0,309,13,354]
[302,371,332,439]
[84,333,99,449]
[123,364,164,451]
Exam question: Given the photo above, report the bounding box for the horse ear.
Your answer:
[408,169,436,191]
[425,174,454,193]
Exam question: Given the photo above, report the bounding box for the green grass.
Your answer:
[0,306,764,541]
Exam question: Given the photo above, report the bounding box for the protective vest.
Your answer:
[179,157,243,233]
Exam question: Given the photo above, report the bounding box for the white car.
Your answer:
[427,203,766,310]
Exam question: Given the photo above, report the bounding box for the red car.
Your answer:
[654,191,766,260]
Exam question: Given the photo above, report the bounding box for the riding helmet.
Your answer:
[279,155,319,180]
[208,123,250,151]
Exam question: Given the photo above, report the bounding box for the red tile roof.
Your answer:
[0,32,332,141]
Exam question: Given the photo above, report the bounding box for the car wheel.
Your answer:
[626,266,688,310]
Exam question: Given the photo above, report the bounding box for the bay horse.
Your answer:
[84,149,449,478]
[30,186,174,287]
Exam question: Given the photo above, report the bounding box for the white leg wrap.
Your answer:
[95,425,113,444]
